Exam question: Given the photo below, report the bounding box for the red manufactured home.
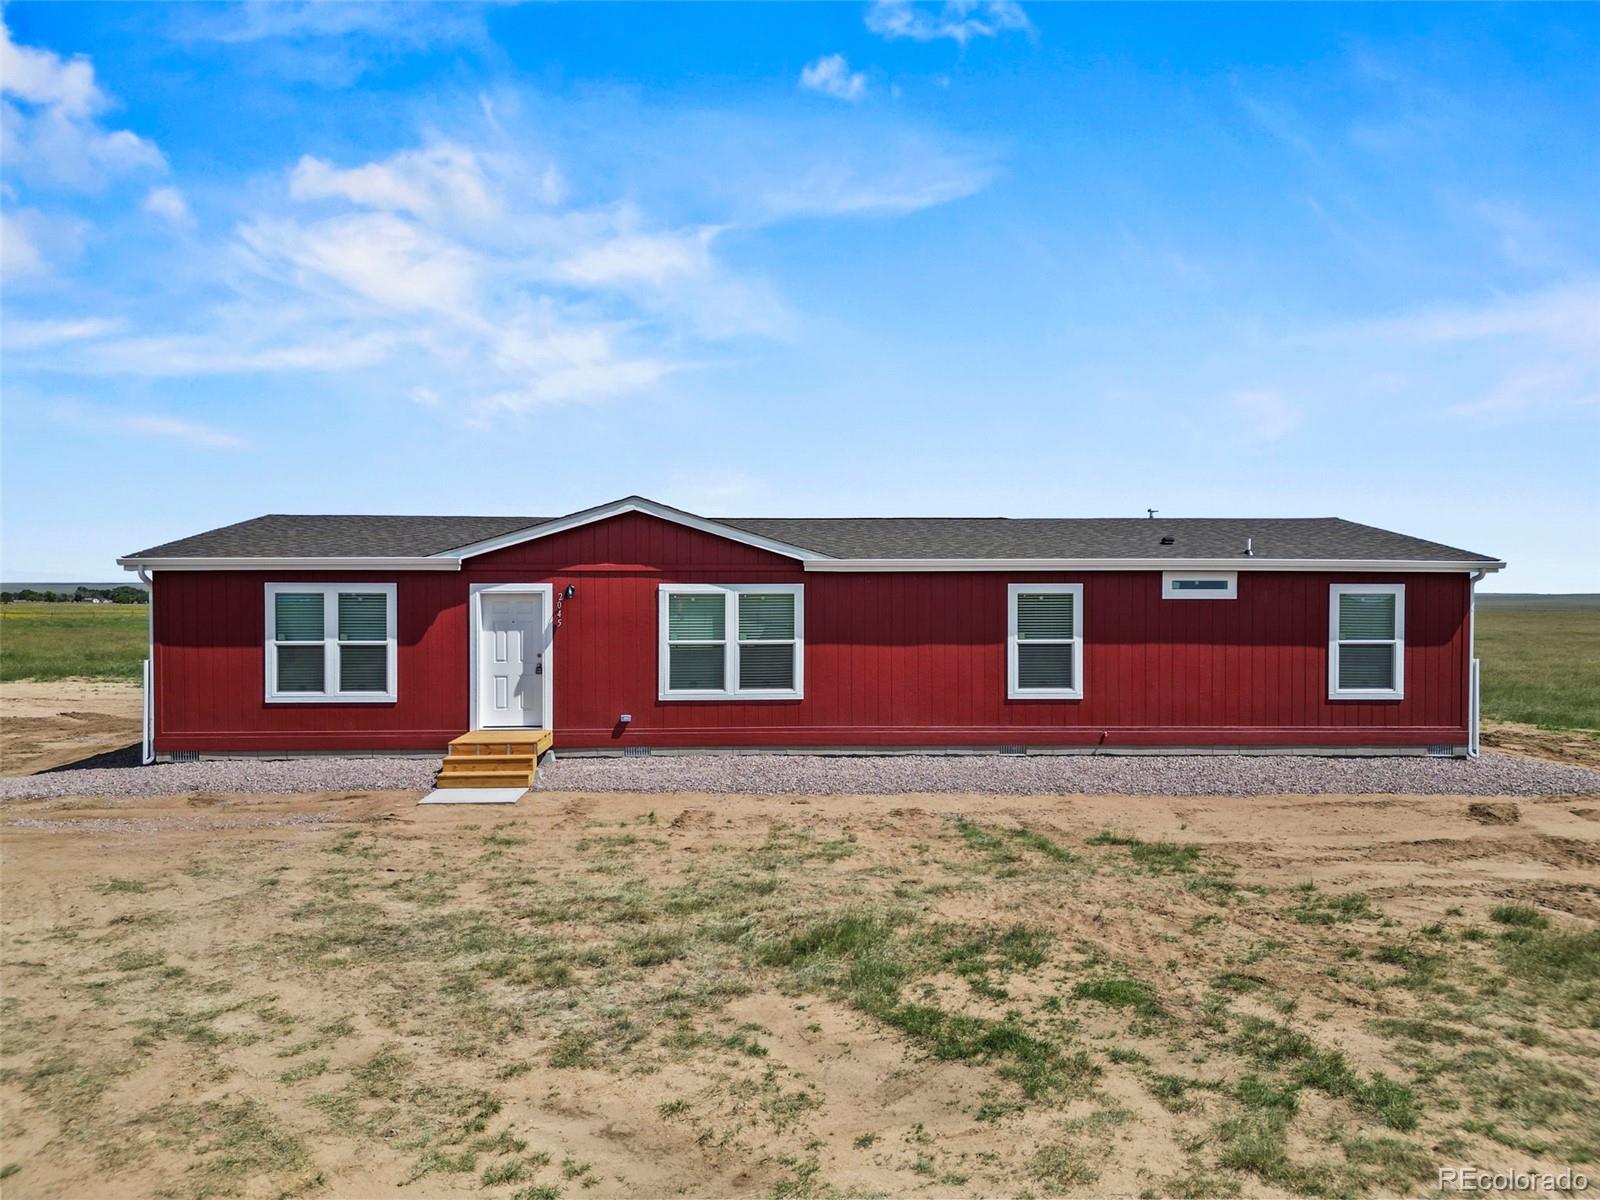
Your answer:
[118,496,1505,759]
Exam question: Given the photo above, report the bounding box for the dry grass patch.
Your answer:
[2,790,1597,1197]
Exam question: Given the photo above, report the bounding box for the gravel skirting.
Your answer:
[2,749,1597,802]
[535,751,1600,798]
[0,756,440,802]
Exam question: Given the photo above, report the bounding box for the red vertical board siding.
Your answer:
[153,512,1472,752]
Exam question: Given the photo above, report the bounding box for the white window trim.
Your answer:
[1162,570,1237,600]
[1328,583,1404,701]
[264,582,397,704]
[658,583,804,701]
[1007,582,1084,701]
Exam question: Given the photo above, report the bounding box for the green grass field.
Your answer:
[0,601,148,682]
[1477,599,1600,731]
[0,595,1595,731]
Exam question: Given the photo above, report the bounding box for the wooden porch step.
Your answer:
[434,771,536,789]
[435,729,551,789]
[440,754,538,769]
[449,729,553,754]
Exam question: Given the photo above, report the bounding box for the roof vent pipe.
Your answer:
[1245,537,1254,557]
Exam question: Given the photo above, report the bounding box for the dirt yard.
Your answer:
[2,785,1597,1199]
[0,679,141,775]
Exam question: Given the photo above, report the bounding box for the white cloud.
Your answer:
[71,331,398,377]
[0,210,46,278]
[1229,389,1302,441]
[0,18,102,117]
[1306,282,1600,423]
[289,142,505,222]
[143,185,192,227]
[238,212,480,314]
[114,413,248,448]
[865,0,1030,45]
[167,2,489,87]
[53,401,247,448]
[1350,282,1600,353]
[551,226,719,288]
[13,92,995,422]
[1,315,124,350]
[174,1,481,48]
[800,54,867,103]
[0,15,165,190]
[758,144,994,218]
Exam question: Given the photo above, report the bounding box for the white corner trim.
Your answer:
[1328,582,1405,701]
[1162,570,1238,599]
[439,498,830,563]
[658,583,804,701]
[468,583,554,732]
[1007,582,1084,701]
[120,556,458,572]
[806,558,1505,573]
[264,582,398,704]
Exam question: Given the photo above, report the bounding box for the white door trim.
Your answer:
[468,582,554,731]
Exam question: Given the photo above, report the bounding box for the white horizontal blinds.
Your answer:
[337,593,389,692]
[274,593,325,691]
[338,593,387,640]
[738,592,795,690]
[1337,592,1397,690]
[275,593,323,640]
[275,646,325,692]
[1016,590,1075,689]
[668,593,725,691]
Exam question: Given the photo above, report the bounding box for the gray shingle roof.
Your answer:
[127,514,548,559]
[124,508,1500,564]
[722,516,1498,562]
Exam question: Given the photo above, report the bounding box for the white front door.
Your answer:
[477,593,544,728]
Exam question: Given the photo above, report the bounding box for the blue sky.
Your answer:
[2,1,1596,590]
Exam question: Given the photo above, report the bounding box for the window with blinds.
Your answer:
[265,583,397,702]
[1328,584,1404,699]
[1008,583,1084,699]
[659,585,803,699]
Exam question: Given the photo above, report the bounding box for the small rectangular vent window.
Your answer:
[1162,571,1237,600]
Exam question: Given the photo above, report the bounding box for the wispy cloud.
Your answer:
[54,401,247,448]
[0,210,46,278]
[143,185,192,228]
[0,14,165,191]
[167,1,489,86]
[173,0,485,47]
[865,0,1030,46]
[1,315,125,350]
[1306,282,1600,422]
[800,54,868,103]
[1348,282,1600,352]
[754,133,995,218]
[289,142,513,222]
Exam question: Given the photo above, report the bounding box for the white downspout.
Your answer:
[1467,570,1485,758]
[138,568,155,764]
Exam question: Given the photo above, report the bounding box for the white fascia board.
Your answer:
[117,556,460,572]
[804,558,1507,573]
[439,497,829,563]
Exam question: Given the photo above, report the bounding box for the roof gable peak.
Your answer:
[442,496,830,563]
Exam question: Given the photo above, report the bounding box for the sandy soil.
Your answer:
[2,785,1597,1198]
[0,679,141,776]
[1482,719,1600,769]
